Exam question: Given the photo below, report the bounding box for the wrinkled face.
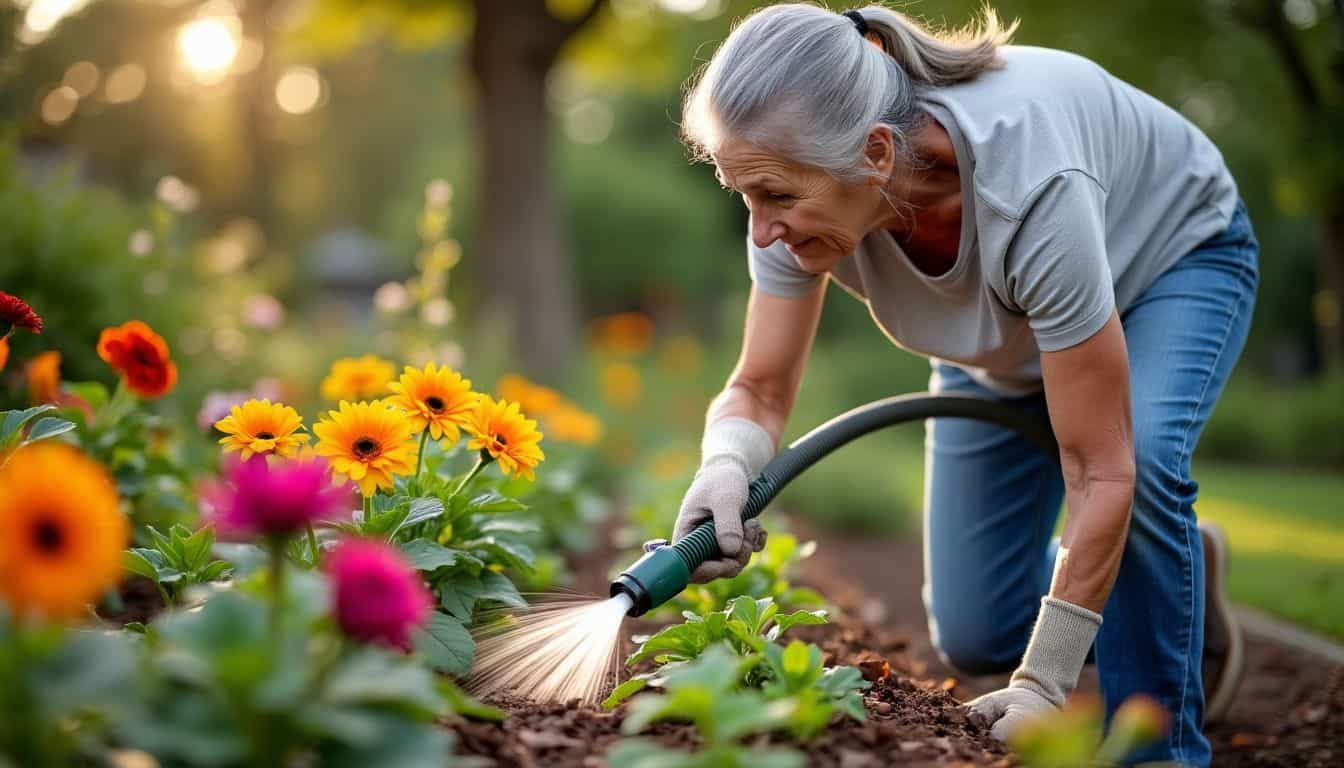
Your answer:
[715,137,878,273]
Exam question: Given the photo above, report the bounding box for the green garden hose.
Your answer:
[610,392,1059,616]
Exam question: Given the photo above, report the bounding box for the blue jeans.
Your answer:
[923,201,1258,767]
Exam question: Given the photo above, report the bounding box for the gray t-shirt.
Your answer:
[748,45,1239,395]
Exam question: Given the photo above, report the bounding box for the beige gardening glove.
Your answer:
[672,417,774,583]
[966,596,1102,743]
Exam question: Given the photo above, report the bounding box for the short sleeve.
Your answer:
[747,235,824,298]
[1003,172,1115,352]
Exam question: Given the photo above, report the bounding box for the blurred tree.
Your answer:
[1233,0,1344,371]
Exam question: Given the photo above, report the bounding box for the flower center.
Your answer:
[425,396,445,413]
[256,431,275,440]
[31,517,65,555]
[353,437,381,458]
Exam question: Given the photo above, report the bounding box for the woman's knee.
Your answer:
[924,585,1028,675]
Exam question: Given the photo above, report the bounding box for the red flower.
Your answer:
[97,321,178,399]
[0,292,43,335]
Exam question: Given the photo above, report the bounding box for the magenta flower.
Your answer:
[204,455,355,540]
[326,538,433,651]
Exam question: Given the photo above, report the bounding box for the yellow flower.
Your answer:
[25,351,61,405]
[388,363,477,442]
[0,443,129,620]
[214,399,309,460]
[313,400,417,496]
[546,405,603,446]
[320,355,395,402]
[464,396,545,481]
[496,374,562,419]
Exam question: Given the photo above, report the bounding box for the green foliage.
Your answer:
[120,574,472,768]
[605,596,865,747]
[664,532,827,617]
[0,405,74,453]
[122,524,233,607]
[1198,370,1344,467]
[57,379,195,534]
[0,611,136,768]
[0,140,190,393]
[1008,694,1172,767]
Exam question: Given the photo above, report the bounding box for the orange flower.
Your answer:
[97,321,178,399]
[590,312,655,356]
[495,374,562,419]
[320,355,395,402]
[600,361,642,411]
[545,405,603,446]
[0,443,129,620]
[25,351,61,405]
[0,337,8,372]
[464,396,544,481]
[388,363,477,442]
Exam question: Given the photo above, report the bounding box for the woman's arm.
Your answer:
[707,281,828,443]
[1039,309,1136,612]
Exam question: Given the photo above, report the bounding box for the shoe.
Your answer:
[1200,521,1245,724]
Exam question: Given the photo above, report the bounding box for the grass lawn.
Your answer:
[1193,462,1344,640]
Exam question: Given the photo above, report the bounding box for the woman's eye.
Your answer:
[768,192,795,202]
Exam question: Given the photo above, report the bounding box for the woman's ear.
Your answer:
[864,125,897,185]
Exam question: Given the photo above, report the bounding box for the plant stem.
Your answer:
[451,453,490,498]
[306,524,320,567]
[363,494,373,521]
[268,538,286,648]
[414,429,430,480]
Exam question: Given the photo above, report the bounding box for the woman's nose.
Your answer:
[750,212,787,249]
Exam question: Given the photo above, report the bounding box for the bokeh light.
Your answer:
[178,15,241,85]
[62,61,100,98]
[103,63,147,104]
[275,67,323,115]
[40,86,79,125]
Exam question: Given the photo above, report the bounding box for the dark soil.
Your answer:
[450,607,1010,767]
[97,574,165,625]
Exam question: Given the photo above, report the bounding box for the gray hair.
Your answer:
[682,3,1016,182]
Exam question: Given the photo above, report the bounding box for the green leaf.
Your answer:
[467,491,526,513]
[400,540,463,572]
[476,571,527,609]
[392,497,444,536]
[816,666,868,702]
[601,678,648,710]
[781,641,811,679]
[437,572,484,621]
[322,648,445,714]
[0,405,54,445]
[22,416,75,445]
[181,527,215,569]
[123,549,161,582]
[64,381,109,412]
[475,517,540,536]
[414,612,475,676]
[199,560,233,582]
[626,623,707,666]
[439,678,506,722]
[768,609,828,640]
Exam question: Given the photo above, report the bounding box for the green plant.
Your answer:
[121,524,233,608]
[0,609,136,768]
[663,532,827,617]
[0,405,74,455]
[1008,693,1173,767]
[604,596,865,737]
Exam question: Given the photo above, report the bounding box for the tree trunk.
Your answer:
[470,0,598,378]
[1319,188,1344,371]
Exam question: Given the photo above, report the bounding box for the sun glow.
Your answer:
[178,17,240,85]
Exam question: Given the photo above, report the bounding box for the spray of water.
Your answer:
[468,593,633,706]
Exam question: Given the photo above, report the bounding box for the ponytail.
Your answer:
[854,4,1016,87]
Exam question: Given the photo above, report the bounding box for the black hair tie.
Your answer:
[842,10,869,37]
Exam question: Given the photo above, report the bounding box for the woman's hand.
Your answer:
[672,456,767,582]
[966,686,1056,742]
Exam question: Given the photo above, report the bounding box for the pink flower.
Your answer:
[326,538,433,651]
[204,455,355,540]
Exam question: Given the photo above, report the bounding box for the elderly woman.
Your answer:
[669,4,1257,766]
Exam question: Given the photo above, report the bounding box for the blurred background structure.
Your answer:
[1,0,1341,634]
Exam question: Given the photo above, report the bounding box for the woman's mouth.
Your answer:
[784,237,814,255]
